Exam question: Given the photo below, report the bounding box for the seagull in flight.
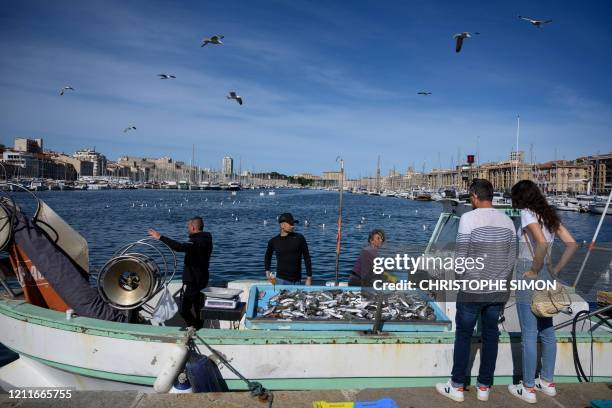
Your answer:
[453,32,479,53]
[124,125,137,133]
[417,91,432,96]
[518,16,552,28]
[158,74,176,79]
[201,35,224,47]
[226,91,243,105]
[59,86,74,96]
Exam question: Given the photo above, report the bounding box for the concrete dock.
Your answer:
[1,383,611,408]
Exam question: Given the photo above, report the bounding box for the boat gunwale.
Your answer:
[1,298,610,345]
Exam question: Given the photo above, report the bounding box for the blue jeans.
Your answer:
[277,278,301,285]
[451,302,503,388]
[516,302,556,387]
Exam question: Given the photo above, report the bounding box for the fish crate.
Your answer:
[245,285,451,332]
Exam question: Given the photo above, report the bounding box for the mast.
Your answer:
[376,155,381,193]
[334,156,344,286]
[515,114,520,184]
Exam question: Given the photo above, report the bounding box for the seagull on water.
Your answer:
[124,125,137,133]
[453,32,479,53]
[227,91,243,105]
[417,91,432,96]
[60,86,74,96]
[518,16,552,28]
[158,74,176,79]
[201,35,224,47]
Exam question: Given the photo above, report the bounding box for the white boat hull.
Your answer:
[0,297,610,391]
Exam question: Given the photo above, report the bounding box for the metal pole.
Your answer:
[553,304,612,331]
[335,157,344,286]
[573,189,612,287]
[515,114,520,183]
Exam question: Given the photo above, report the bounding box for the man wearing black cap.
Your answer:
[264,212,312,285]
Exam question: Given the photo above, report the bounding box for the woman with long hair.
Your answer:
[508,180,577,404]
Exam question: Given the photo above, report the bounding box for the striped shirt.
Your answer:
[456,208,517,294]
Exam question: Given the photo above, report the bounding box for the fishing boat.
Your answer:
[0,193,610,392]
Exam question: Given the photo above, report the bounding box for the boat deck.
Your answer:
[1,383,609,407]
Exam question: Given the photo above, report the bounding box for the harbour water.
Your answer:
[1,189,610,366]
[5,188,611,283]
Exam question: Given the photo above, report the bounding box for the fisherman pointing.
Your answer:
[148,216,213,330]
[265,213,313,286]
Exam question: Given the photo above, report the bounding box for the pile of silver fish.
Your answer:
[256,289,436,321]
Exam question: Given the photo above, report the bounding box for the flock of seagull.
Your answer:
[57,33,240,133]
[56,15,553,130]
[417,15,553,96]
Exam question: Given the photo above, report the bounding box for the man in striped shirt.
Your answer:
[436,179,517,402]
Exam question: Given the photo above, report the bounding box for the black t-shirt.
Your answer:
[264,232,312,281]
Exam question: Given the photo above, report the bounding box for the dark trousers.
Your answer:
[180,284,203,329]
[451,301,503,387]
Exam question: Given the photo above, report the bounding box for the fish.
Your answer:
[258,289,437,322]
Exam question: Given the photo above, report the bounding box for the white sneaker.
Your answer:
[477,385,490,401]
[436,380,465,402]
[508,383,537,404]
[535,377,557,397]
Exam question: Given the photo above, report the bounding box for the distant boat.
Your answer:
[589,198,612,215]
[28,180,46,191]
[88,183,110,190]
[178,181,189,190]
[163,181,178,190]
[268,191,276,196]
[59,182,74,191]
[228,181,241,191]
[414,193,432,201]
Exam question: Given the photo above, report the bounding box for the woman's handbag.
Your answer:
[524,230,571,318]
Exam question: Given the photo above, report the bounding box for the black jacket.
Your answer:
[264,232,312,282]
[160,231,213,290]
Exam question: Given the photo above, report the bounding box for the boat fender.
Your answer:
[169,372,192,393]
[153,343,189,393]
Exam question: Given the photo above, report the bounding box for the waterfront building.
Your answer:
[51,153,94,177]
[534,160,591,194]
[577,152,612,195]
[1,150,76,180]
[14,138,43,154]
[223,156,234,179]
[74,148,107,177]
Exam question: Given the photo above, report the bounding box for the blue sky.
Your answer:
[1,0,611,177]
